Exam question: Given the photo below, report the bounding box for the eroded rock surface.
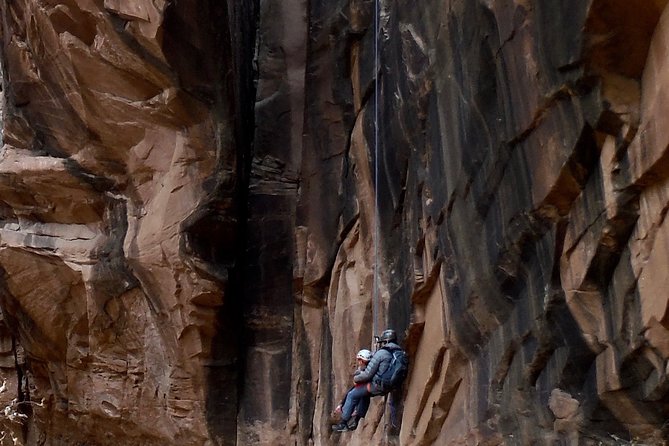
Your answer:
[0,0,254,444]
[0,0,668,445]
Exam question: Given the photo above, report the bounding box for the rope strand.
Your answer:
[372,0,380,347]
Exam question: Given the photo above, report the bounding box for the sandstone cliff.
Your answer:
[0,0,668,445]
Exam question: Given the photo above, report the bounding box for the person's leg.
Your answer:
[333,386,369,431]
[345,392,371,430]
[341,386,368,421]
[356,393,371,418]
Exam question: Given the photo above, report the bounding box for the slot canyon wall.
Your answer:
[0,0,668,445]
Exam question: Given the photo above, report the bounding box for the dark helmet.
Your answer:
[379,329,397,343]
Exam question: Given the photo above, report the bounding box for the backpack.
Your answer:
[376,347,409,394]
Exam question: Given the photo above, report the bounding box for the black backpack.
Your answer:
[376,347,409,394]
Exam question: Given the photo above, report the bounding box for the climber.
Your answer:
[356,329,406,393]
[331,349,373,432]
[331,329,407,433]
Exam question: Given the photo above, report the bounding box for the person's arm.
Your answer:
[353,351,384,383]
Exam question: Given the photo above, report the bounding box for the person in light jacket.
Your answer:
[332,349,373,431]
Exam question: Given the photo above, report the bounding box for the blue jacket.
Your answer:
[353,342,401,394]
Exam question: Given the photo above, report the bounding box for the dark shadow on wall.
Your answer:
[162,0,258,445]
[585,0,669,80]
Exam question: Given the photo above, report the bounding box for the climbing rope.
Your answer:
[372,0,381,349]
[372,3,392,444]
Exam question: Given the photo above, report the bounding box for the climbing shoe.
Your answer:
[331,422,349,432]
[347,416,361,430]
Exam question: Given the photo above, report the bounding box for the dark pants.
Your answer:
[341,385,371,422]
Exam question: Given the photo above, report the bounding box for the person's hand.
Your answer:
[335,405,342,414]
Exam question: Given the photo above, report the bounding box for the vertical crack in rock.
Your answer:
[236,0,308,443]
[162,1,260,445]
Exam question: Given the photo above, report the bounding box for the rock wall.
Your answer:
[0,0,256,444]
[0,0,668,445]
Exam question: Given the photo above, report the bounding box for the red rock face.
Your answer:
[1,0,669,445]
[0,0,248,444]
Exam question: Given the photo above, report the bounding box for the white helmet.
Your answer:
[356,349,373,362]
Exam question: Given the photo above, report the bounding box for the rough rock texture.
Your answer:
[0,0,256,444]
[0,0,669,445]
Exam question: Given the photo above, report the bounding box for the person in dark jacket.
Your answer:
[331,329,400,433]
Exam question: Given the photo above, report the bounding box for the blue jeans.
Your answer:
[341,385,371,422]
